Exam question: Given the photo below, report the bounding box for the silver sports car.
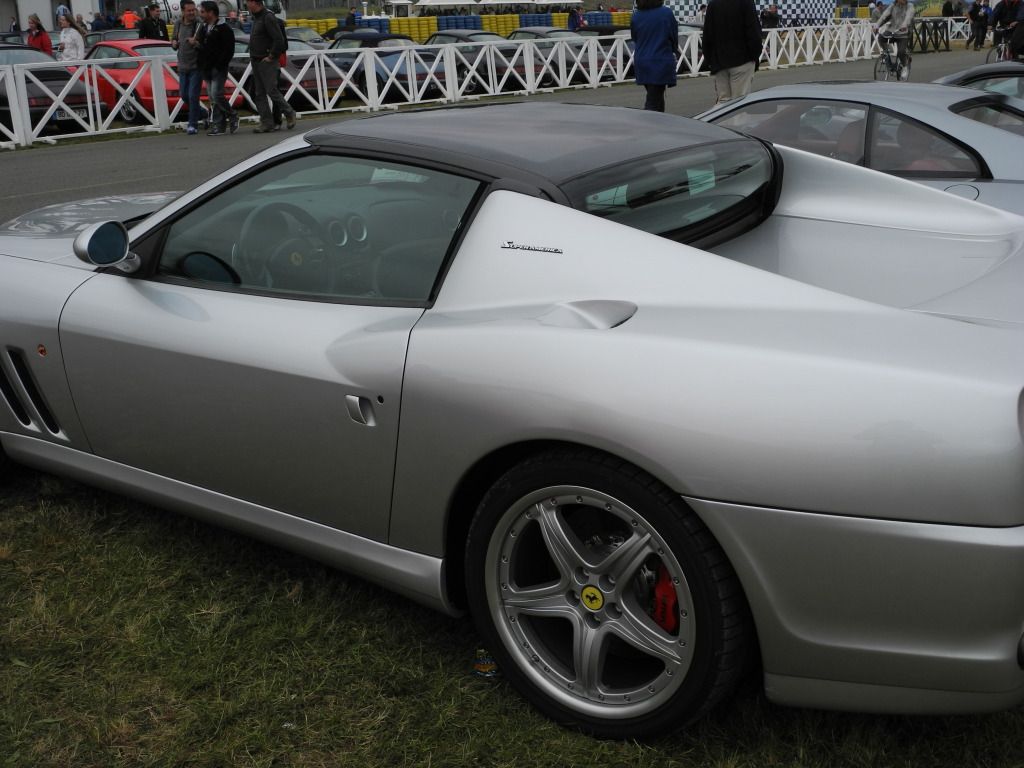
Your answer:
[2,103,1024,739]
[698,81,1024,215]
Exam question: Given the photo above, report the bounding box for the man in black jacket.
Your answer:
[138,3,169,40]
[246,0,296,133]
[197,1,238,135]
[703,0,762,104]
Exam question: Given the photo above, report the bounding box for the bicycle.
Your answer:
[874,32,911,81]
[986,27,1013,63]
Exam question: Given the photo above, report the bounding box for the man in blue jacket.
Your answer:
[631,0,680,111]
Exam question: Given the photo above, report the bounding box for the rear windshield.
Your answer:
[563,139,776,245]
[135,44,173,55]
[953,100,1024,137]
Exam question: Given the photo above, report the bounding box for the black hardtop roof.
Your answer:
[306,102,743,183]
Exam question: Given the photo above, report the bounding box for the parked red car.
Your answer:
[83,39,227,122]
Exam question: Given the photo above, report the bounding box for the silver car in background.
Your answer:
[698,81,1024,214]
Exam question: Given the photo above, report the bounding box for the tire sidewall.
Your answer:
[464,452,732,738]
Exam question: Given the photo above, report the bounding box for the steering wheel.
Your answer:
[236,202,330,291]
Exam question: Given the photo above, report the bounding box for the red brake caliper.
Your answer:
[652,564,679,633]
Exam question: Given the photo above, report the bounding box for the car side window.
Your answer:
[712,99,868,163]
[867,112,981,177]
[157,154,481,304]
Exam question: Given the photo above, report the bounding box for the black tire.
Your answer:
[458,67,481,95]
[118,101,139,123]
[874,54,891,81]
[464,448,750,739]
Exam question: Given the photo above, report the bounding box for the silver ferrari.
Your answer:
[2,103,1024,739]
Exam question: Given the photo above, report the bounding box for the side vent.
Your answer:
[0,356,31,426]
[5,349,62,435]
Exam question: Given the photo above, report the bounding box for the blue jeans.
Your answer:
[206,67,237,129]
[178,68,205,129]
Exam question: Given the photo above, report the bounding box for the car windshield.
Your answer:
[953,100,1024,136]
[546,30,582,38]
[470,33,507,42]
[563,139,775,244]
[377,38,417,48]
[287,39,316,51]
[0,48,56,65]
[289,27,321,40]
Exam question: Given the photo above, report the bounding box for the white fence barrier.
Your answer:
[2,21,893,149]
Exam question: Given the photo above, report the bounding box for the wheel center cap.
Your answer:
[581,585,605,612]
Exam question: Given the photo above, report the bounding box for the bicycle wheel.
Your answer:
[985,44,1003,64]
[874,54,892,81]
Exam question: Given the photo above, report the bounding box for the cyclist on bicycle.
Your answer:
[990,0,1020,53]
[874,0,914,76]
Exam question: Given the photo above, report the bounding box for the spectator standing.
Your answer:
[57,13,85,60]
[121,7,140,29]
[568,6,584,30]
[54,2,70,28]
[197,0,238,135]
[25,14,53,56]
[759,3,780,27]
[870,1,884,22]
[344,6,358,28]
[703,0,762,104]
[138,3,169,40]
[941,0,955,15]
[967,0,989,48]
[9,15,20,32]
[246,0,295,133]
[91,12,109,30]
[630,0,679,111]
[173,0,205,134]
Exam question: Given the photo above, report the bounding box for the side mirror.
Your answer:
[73,220,140,274]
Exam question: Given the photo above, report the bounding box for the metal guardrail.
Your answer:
[1,22,887,149]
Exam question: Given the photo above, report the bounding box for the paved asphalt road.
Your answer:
[0,47,990,225]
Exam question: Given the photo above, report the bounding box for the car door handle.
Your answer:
[345,394,376,427]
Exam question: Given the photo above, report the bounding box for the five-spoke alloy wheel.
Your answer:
[466,450,749,738]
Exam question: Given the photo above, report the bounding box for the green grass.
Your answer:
[2,465,1023,767]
